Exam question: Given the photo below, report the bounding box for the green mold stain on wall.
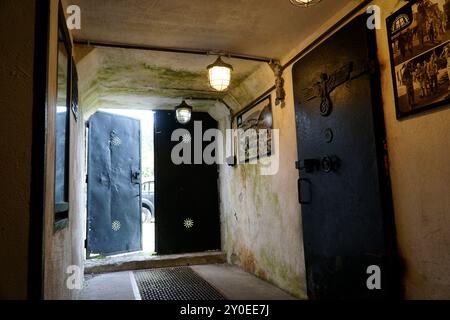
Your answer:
[259,248,306,299]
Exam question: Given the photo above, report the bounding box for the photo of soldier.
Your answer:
[394,40,450,113]
[440,43,450,89]
[427,52,439,94]
[390,0,450,66]
[402,62,416,109]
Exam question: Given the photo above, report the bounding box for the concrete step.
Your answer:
[84,251,226,274]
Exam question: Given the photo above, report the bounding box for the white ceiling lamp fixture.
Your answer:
[289,0,322,7]
[207,56,233,92]
[175,100,193,124]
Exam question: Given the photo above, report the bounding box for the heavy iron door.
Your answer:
[87,111,142,257]
[292,15,398,299]
[154,111,221,254]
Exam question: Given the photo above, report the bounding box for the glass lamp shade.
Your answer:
[175,100,193,124]
[207,57,233,91]
[289,0,322,7]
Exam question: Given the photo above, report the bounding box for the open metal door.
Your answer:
[292,15,398,299]
[154,111,221,255]
[87,111,142,257]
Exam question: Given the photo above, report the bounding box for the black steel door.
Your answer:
[292,15,397,299]
[87,111,142,257]
[154,111,221,254]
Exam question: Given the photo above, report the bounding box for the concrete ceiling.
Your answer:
[70,0,351,60]
[70,0,355,115]
[76,46,261,115]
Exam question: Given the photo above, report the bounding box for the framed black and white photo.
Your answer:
[387,0,450,119]
[235,96,273,164]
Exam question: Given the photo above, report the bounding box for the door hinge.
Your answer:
[84,239,87,248]
[85,174,88,183]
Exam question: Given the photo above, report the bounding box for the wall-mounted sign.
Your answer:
[387,0,450,119]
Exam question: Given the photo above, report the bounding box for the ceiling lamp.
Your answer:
[207,56,233,91]
[175,100,193,124]
[289,0,322,7]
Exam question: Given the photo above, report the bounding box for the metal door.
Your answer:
[154,111,221,254]
[292,15,398,299]
[87,111,142,257]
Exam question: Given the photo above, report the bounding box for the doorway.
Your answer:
[86,109,155,258]
[153,111,221,255]
[85,108,222,259]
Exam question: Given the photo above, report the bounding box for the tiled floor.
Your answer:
[79,264,296,300]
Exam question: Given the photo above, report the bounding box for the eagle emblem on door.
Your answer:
[300,62,353,116]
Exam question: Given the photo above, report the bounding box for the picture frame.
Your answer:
[386,0,450,119]
[234,96,274,164]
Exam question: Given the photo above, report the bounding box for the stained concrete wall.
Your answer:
[43,0,86,300]
[0,0,36,299]
[220,0,450,299]
[219,91,307,299]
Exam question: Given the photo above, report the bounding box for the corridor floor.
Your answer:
[79,264,296,300]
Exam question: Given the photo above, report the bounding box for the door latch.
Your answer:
[131,169,141,184]
[296,156,340,173]
[298,159,321,173]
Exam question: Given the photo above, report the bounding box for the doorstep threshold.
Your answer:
[84,251,226,275]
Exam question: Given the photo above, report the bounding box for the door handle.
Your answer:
[298,178,312,205]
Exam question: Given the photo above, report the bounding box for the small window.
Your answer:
[54,2,72,231]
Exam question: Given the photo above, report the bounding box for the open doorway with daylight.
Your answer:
[86,109,155,258]
[85,107,222,260]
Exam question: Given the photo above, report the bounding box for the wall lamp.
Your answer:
[175,100,193,124]
[289,0,322,7]
[207,56,234,92]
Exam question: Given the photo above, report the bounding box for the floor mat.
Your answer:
[133,267,226,300]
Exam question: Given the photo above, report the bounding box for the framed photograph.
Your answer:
[235,96,273,164]
[387,0,450,119]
